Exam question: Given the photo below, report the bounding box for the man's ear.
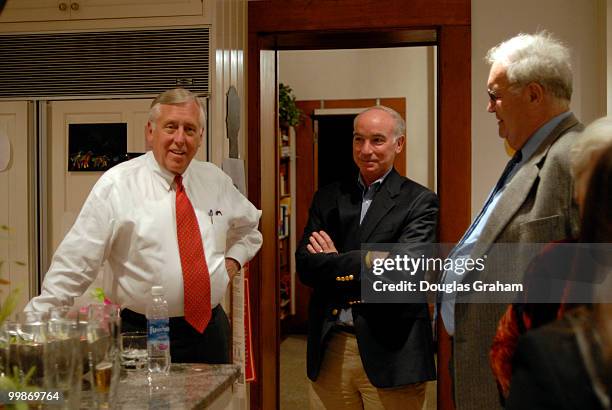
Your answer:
[395,135,406,153]
[145,122,153,142]
[198,128,204,147]
[527,82,544,104]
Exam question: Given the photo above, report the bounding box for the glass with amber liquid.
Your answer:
[87,304,121,408]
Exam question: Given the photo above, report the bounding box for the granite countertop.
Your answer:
[115,364,241,409]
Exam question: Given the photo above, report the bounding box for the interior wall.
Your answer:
[279,47,436,190]
[211,3,249,409]
[212,0,247,166]
[471,0,606,217]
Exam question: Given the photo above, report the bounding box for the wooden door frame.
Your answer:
[248,1,471,409]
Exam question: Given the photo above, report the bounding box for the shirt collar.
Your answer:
[145,151,190,191]
[517,111,572,167]
[357,168,392,192]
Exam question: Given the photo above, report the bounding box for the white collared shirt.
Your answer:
[26,152,263,316]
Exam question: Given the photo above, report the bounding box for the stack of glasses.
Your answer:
[0,304,122,409]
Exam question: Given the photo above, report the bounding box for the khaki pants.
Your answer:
[309,330,426,410]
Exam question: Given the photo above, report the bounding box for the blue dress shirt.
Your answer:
[440,111,572,335]
[338,168,392,326]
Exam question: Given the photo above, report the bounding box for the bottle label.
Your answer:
[148,318,170,351]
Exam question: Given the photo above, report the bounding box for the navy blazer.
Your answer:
[295,169,439,388]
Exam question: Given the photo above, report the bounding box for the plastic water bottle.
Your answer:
[146,285,171,375]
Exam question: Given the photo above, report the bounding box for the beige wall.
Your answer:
[279,47,436,190]
[281,0,608,218]
[471,0,606,217]
[211,0,248,165]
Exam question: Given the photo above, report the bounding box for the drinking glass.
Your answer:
[46,306,84,409]
[0,322,12,377]
[16,311,48,388]
[3,322,19,380]
[120,332,147,374]
[87,304,121,409]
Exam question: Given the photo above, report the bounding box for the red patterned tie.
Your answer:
[175,175,211,333]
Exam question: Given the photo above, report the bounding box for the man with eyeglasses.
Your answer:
[438,31,583,410]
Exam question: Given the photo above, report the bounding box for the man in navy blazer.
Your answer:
[296,106,439,409]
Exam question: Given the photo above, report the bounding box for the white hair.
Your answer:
[486,31,572,102]
[148,88,206,131]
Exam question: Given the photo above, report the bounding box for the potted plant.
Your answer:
[279,83,302,128]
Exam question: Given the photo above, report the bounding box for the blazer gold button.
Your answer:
[335,276,341,281]
[349,274,354,280]
[331,309,338,316]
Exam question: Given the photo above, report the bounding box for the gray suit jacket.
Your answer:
[453,113,583,410]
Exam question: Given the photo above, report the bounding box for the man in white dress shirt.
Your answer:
[25,88,263,363]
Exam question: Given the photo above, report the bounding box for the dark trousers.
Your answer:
[121,305,230,364]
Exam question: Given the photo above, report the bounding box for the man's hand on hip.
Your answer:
[225,257,241,279]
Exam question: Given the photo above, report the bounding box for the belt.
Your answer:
[333,324,356,334]
[121,305,221,328]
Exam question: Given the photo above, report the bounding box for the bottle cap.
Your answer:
[151,285,164,296]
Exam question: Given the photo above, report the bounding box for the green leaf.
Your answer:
[21,365,36,386]
[279,83,302,127]
[0,287,20,325]
[91,287,106,303]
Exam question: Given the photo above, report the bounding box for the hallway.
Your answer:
[280,335,437,409]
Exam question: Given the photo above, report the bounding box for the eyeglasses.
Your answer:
[488,84,522,103]
[487,88,501,103]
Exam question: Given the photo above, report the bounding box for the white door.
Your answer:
[0,101,31,311]
[47,99,152,267]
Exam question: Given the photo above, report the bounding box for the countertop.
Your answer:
[114,363,240,409]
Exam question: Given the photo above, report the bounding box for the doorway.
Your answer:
[316,114,358,188]
[248,2,471,408]
[278,46,434,407]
